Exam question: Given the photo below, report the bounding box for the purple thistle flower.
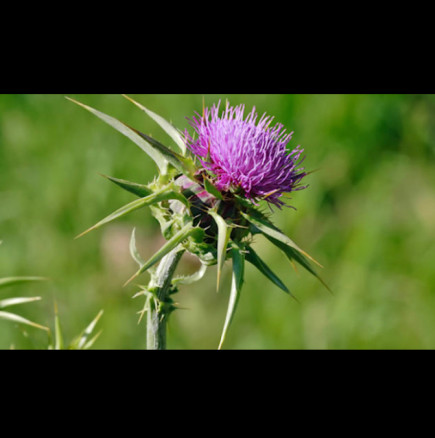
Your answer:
[185,100,307,208]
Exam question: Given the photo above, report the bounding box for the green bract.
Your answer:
[69,95,328,349]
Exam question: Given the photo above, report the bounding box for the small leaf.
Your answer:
[66,97,168,173]
[123,94,186,155]
[209,211,232,292]
[0,310,49,331]
[76,187,188,239]
[129,227,145,268]
[69,310,104,350]
[245,245,291,296]
[0,276,47,290]
[99,174,153,198]
[83,330,102,350]
[0,296,42,309]
[124,223,202,286]
[218,244,245,350]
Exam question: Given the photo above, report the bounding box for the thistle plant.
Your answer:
[68,95,328,350]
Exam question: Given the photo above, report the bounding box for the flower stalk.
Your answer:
[145,247,185,350]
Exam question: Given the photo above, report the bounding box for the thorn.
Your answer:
[289,293,301,304]
[137,309,147,324]
[123,271,139,288]
[74,227,94,240]
[230,223,249,229]
[65,96,79,105]
[173,305,190,311]
[132,290,147,299]
[122,94,135,104]
[290,259,299,273]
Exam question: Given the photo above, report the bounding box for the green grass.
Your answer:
[1,93,434,349]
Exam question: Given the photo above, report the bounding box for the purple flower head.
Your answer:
[185,101,307,208]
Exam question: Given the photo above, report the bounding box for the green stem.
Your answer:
[146,247,185,350]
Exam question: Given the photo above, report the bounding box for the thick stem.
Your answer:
[146,247,185,350]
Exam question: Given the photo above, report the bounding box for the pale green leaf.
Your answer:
[209,211,232,292]
[69,310,104,350]
[0,296,42,309]
[218,244,245,350]
[83,330,102,350]
[66,97,168,173]
[0,310,49,331]
[123,94,186,155]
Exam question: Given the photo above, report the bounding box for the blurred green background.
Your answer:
[1,94,434,349]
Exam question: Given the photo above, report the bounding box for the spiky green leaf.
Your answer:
[123,94,186,155]
[245,245,291,295]
[209,211,232,292]
[76,187,188,239]
[83,330,103,350]
[69,310,104,350]
[131,129,196,178]
[240,211,322,268]
[0,310,49,331]
[99,174,153,198]
[0,296,42,309]
[125,223,203,286]
[218,244,245,350]
[265,234,331,293]
[66,97,168,173]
